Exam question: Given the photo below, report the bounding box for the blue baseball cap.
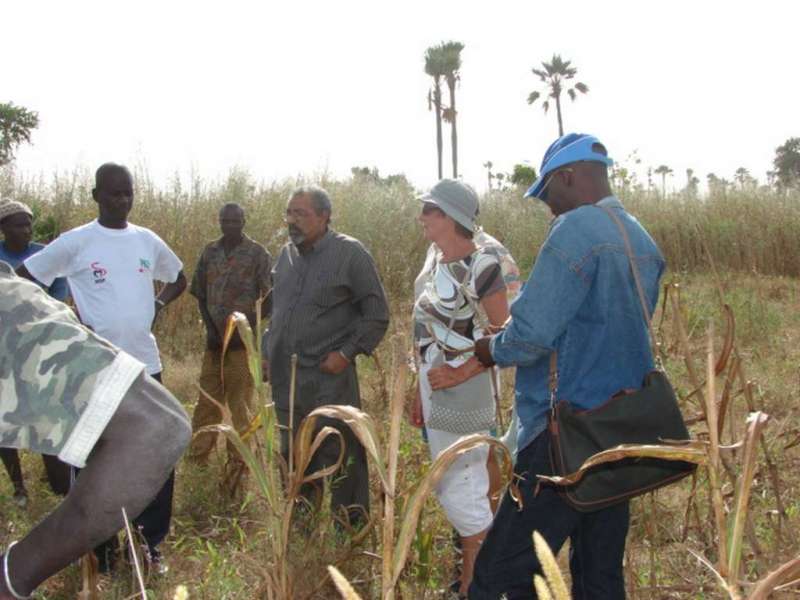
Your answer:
[524,133,614,200]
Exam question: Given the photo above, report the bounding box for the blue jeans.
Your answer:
[469,431,630,600]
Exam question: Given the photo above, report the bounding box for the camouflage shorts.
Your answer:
[0,261,144,467]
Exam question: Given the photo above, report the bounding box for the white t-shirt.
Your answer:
[24,220,183,374]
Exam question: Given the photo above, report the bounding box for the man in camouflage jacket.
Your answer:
[0,261,190,599]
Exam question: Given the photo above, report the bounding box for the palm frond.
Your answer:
[439,40,465,74]
[542,100,550,114]
[574,82,589,94]
[423,47,448,77]
[531,67,548,81]
[527,91,541,105]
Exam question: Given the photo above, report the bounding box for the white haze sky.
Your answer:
[3,0,799,193]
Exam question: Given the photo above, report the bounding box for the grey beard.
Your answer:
[288,230,305,245]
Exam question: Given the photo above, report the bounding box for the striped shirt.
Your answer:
[264,229,390,372]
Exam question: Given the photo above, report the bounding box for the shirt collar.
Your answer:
[294,229,333,255]
[596,195,623,210]
[213,233,251,251]
[0,240,31,256]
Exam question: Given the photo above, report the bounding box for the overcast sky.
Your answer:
[4,0,798,193]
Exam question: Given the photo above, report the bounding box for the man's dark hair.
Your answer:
[290,185,332,220]
[219,202,245,219]
[94,163,132,190]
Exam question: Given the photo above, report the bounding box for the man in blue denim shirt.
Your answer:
[470,134,665,599]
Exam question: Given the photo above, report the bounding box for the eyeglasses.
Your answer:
[538,167,574,202]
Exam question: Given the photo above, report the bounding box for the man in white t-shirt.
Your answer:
[18,162,187,572]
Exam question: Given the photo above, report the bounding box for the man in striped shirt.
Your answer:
[263,185,389,525]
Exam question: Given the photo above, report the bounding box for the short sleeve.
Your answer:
[150,231,183,283]
[472,252,506,301]
[48,276,70,302]
[189,247,208,300]
[24,233,80,287]
[256,246,272,295]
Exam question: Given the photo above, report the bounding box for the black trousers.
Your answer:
[469,431,630,600]
[0,449,71,496]
[273,364,370,523]
[93,371,175,566]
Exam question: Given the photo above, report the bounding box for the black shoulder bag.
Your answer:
[546,205,696,512]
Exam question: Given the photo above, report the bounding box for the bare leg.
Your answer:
[0,373,190,598]
[459,528,488,596]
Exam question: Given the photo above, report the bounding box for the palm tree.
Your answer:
[439,41,464,178]
[654,165,673,198]
[734,167,751,190]
[685,168,700,197]
[527,54,588,136]
[483,161,494,191]
[424,46,447,180]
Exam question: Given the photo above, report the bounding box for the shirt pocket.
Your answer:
[312,283,350,308]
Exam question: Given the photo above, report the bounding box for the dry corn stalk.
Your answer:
[122,506,147,600]
[388,434,517,590]
[705,324,730,581]
[535,441,708,487]
[328,565,364,600]
[748,555,800,599]
[382,340,407,600]
[533,531,570,600]
[727,412,770,587]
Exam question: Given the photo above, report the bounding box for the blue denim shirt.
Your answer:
[490,196,665,454]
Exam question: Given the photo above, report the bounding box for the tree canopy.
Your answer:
[527,54,588,136]
[773,137,800,189]
[0,102,39,166]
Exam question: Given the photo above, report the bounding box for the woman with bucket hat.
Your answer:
[411,179,511,597]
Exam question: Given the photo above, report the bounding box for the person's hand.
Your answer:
[474,336,496,368]
[427,363,470,390]
[319,351,349,375]
[261,358,270,382]
[409,385,424,428]
[151,301,163,330]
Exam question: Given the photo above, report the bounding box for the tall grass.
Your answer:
[4,165,800,308]
[2,165,800,597]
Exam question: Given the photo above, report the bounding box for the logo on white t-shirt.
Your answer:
[91,261,107,284]
[138,258,151,273]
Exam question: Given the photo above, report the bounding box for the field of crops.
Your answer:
[1,168,799,599]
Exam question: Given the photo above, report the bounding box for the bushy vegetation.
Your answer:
[1,167,800,598]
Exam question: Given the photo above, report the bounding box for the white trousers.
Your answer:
[419,361,493,537]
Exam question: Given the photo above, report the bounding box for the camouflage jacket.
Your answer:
[0,261,144,467]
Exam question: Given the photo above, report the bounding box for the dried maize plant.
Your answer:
[534,279,799,599]
[199,306,519,598]
[532,531,569,600]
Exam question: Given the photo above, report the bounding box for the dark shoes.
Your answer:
[12,486,28,508]
[95,541,168,577]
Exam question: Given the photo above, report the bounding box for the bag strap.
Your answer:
[425,254,473,355]
[549,352,559,413]
[597,204,659,360]
[549,202,659,414]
